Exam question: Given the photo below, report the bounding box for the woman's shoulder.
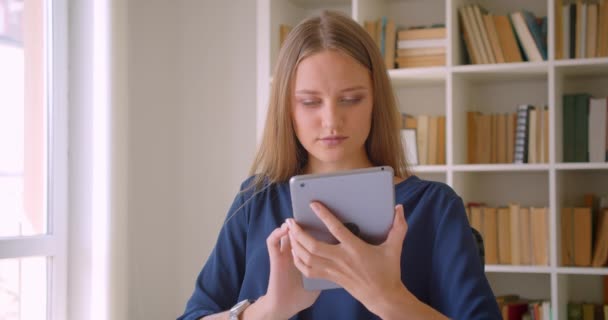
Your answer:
[395,175,460,203]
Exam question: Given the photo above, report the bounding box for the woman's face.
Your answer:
[291,49,374,173]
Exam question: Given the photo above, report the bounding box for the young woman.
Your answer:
[178,11,501,320]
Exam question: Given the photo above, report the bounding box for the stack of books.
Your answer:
[400,113,446,165]
[395,25,446,68]
[459,4,547,64]
[555,0,608,59]
[466,106,549,165]
[466,203,549,266]
[563,94,608,163]
[561,193,608,267]
[364,17,397,70]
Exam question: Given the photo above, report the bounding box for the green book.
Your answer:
[568,302,583,320]
[563,94,576,162]
[573,94,591,162]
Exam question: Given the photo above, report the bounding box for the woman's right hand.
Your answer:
[260,222,320,319]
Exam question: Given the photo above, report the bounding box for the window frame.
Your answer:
[0,0,68,319]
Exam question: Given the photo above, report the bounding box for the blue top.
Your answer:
[178,175,501,320]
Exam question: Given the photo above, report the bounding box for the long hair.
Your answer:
[249,11,410,189]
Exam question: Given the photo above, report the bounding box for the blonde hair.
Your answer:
[249,11,410,189]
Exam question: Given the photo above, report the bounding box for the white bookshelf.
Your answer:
[257,0,608,318]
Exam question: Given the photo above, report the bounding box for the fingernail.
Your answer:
[286,219,294,227]
[310,202,319,212]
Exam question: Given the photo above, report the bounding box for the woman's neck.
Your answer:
[303,156,374,175]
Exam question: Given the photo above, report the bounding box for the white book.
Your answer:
[397,39,446,49]
[589,97,607,162]
[417,115,429,165]
[580,1,587,58]
[401,129,418,166]
[510,12,543,62]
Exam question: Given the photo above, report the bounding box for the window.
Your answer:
[0,0,67,319]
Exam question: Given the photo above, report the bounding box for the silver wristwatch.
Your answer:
[229,299,252,320]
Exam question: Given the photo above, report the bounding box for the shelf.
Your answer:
[452,164,550,172]
[452,61,548,82]
[485,265,552,274]
[554,58,608,76]
[388,67,446,86]
[410,165,447,173]
[288,0,350,9]
[557,267,608,276]
[555,163,608,171]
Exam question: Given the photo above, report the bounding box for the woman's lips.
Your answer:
[319,136,347,146]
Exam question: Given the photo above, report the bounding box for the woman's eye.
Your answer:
[340,97,362,105]
[301,100,321,106]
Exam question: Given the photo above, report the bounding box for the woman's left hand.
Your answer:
[287,202,409,315]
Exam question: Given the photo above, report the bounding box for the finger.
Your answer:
[267,223,289,258]
[287,218,336,260]
[310,201,359,245]
[290,243,335,280]
[289,228,335,268]
[384,204,408,247]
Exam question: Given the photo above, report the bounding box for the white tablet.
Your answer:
[289,166,395,291]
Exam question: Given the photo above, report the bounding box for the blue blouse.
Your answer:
[178,175,501,320]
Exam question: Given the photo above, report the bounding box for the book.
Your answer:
[483,207,499,265]
[577,0,586,59]
[279,24,292,49]
[510,11,544,62]
[530,207,548,265]
[395,54,446,68]
[519,207,532,265]
[397,47,446,57]
[497,207,512,264]
[384,19,396,70]
[514,105,532,164]
[599,0,608,57]
[459,6,480,64]
[417,115,429,165]
[564,94,576,162]
[466,5,490,64]
[397,27,446,40]
[574,207,592,266]
[528,107,538,163]
[589,97,607,163]
[397,38,447,49]
[401,129,418,166]
[568,302,583,320]
[494,15,523,62]
[473,5,496,63]
[586,3,598,58]
[497,113,507,163]
[491,113,498,163]
[437,116,446,165]
[467,111,479,163]
[478,113,492,163]
[556,0,564,59]
[507,112,516,163]
[592,208,608,267]
[428,116,438,165]
[510,203,521,265]
[562,207,575,266]
[574,93,591,162]
[484,14,505,63]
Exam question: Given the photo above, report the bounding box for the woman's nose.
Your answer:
[321,100,343,129]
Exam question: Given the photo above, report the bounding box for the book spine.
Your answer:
[514,105,530,164]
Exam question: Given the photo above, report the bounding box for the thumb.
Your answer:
[384,204,408,247]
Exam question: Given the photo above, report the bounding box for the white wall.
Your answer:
[127,1,257,319]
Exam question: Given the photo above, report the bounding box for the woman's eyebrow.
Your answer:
[295,86,368,95]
